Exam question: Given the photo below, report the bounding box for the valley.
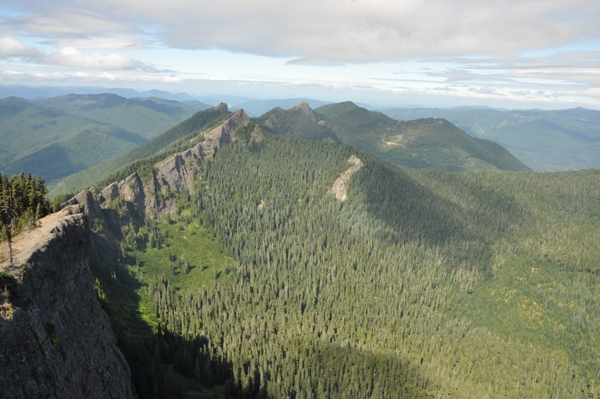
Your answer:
[1,96,599,399]
[65,109,600,398]
[2,1,599,397]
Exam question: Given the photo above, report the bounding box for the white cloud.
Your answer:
[0,36,38,58]
[578,88,600,99]
[52,37,148,50]
[3,0,600,62]
[477,86,499,95]
[1,0,599,109]
[286,58,346,67]
[42,47,157,71]
[0,69,183,84]
[3,9,137,38]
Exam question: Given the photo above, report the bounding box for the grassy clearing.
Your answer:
[129,215,236,293]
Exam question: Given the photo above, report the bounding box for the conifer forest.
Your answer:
[80,132,600,398]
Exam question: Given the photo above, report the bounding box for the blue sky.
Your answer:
[1,0,599,109]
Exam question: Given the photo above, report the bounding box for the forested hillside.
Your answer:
[37,93,209,139]
[50,104,230,198]
[315,102,530,172]
[76,118,600,398]
[382,106,600,171]
[0,97,147,183]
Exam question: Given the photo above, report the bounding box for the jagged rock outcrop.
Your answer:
[0,206,132,399]
[249,124,265,143]
[295,101,316,120]
[264,113,279,129]
[67,109,250,219]
[328,155,363,202]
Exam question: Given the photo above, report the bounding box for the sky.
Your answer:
[0,0,599,109]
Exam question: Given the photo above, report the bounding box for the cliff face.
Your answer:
[328,155,363,202]
[66,109,251,220]
[0,206,132,399]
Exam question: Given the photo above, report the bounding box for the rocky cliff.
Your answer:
[0,206,132,399]
[328,155,363,202]
[65,108,251,220]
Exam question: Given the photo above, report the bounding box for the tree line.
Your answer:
[1,171,51,265]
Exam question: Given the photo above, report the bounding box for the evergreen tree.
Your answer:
[0,171,52,265]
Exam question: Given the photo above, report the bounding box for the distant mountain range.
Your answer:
[382,107,600,171]
[0,94,208,183]
[5,84,599,171]
[0,84,199,102]
[3,89,599,196]
[37,93,210,139]
[50,100,530,197]
[0,97,146,182]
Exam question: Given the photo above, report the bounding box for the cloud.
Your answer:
[0,69,182,84]
[51,37,148,50]
[3,9,138,38]
[0,36,38,57]
[286,58,346,67]
[1,0,599,109]
[477,86,499,95]
[3,0,600,63]
[578,88,600,99]
[42,47,158,71]
[154,0,588,61]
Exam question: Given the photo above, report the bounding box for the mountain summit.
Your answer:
[315,102,530,172]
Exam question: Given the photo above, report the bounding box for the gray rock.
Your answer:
[0,206,132,399]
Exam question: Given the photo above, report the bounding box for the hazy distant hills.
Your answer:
[298,101,530,172]
[0,94,213,184]
[37,93,210,139]
[0,97,147,182]
[382,107,600,171]
[0,84,199,102]
[51,103,230,197]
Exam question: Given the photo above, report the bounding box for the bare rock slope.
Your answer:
[328,155,363,202]
[0,206,132,399]
[66,109,251,219]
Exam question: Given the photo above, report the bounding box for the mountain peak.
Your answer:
[315,101,360,117]
[214,102,228,114]
[295,101,314,117]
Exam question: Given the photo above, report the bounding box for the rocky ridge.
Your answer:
[295,101,316,120]
[0,206,132,399]
[65,109,251,219]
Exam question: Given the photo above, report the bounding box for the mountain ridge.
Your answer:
[37,93,209,139]
[0,97,148,182]
[0,206,132,398]
[51,103,231,197]
[64,108,252,219]
[259,100,530,172]
[381,106,600,170]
